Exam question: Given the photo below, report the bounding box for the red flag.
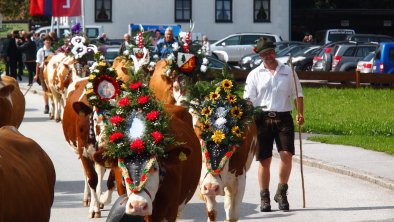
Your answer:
[52,0,81,16]
[30,0,52,16]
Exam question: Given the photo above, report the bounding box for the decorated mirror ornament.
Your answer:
[85,61,123,110]
[103,73,174,193]
[185,67,254,175]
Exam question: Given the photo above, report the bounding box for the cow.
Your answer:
[45,53,88,122]
[0,75,25,128]
[62,78,115,218]
[148,59,259,221]
[90,102,202,222]
[0,125,56,222]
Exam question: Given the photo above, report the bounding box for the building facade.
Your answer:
[83,0,290,40]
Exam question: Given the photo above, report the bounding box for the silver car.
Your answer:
[210,33,282,63]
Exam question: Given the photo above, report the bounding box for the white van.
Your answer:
[35,25,103,39]
[315,29,355,45]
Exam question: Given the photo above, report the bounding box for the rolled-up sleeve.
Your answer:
[243,72,257,106]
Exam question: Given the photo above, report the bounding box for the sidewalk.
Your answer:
[14,74,394,191]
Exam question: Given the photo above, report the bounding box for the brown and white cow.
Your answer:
[148,60,259,221]
[45,53,88,122]
[0,125,55,222]
[0,75,25,128]
[62,78,115,218]
[93,103,202,222]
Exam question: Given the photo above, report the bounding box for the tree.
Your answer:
[0,0,29,20]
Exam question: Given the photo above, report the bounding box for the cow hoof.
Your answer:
[88,212,94,218]
[94,211,101,218]
[49,115,54,120]
[83,199,90,207]
[99,203,104,209]
[55,118,61,122]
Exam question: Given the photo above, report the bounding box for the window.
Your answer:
[254,0,270,22]
[95,0,112,22]
[175,0,192,22]
[215,0,232,23]
[220,36,240,46]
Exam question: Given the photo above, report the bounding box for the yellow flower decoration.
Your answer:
[226,94,237,104]
[85,88,94,95]
[209,92,220,101]
[99,61,107,66]
[215,86,222,93]
[201,120,211,132]
[221,79,233,90]
[89,74,96,80]
[231,106,243,119]
[231,126,242,138]
[212,130,225,144]
[121,83,127,90]
[201,107,212,116]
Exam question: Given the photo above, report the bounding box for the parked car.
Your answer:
[35,25,103,39]
[103,45,120,65]
[331,43,378,72]
[276,45,321,71]
[210,32,282,64]
[315,29,355,45]
[372,42,394,74]
[356,52,375,73]
[346,34,394,43]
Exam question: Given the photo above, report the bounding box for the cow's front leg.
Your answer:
[224,174,246,222]
[204,195,218,222]
[95,163,106,209]
[80,156,100,218]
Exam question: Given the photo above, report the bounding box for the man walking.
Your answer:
[244,37,304,212]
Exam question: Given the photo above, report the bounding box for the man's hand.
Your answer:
[296,113,304,125]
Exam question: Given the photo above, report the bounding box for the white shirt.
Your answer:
[36,47,53,68]
[243,61,303,112]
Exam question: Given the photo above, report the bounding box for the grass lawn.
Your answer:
[301,87,394,156]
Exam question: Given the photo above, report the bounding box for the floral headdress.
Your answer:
[184,66,254,174]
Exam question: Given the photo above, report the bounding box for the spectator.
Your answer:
[35,36,54,114]
[150,29,162,46]
[7,30,23,81]
[307,34,315,44]
[17,33,37,86]
[99,33,108,44]
[1,33,12,76]
[119,33,133,55]
[34,33,45,52]
[154,27,179,59]
[201,35,211,56]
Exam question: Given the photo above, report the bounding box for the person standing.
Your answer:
[7,30,23,81]
[150,29,162,46]
[243,37,304,212]
[17,33,37,86]
[201,35,211,56]
[119,33,133,55]
[1,33,12,76]
[154,27,179,59]
[35,36,54,114]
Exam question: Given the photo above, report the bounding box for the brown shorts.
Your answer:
[254,111,295,160]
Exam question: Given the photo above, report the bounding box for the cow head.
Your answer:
[120,145,191,216]
[199,140,236,196]
[56,58,75,93]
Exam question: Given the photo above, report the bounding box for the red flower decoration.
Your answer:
[225,151,232,158]
[205,152,210,159]
[137,95,149,105]
[118,97,129,107]
[129,82,142,90]
[126,177,132,184]
[213,169,220,174]
[109,132,124,142]
[130,139,145,154]
[146,110,160,121]
[141,174,147,182]
[253,47,258,53]
[151,131,164,144]
[110,115,124,125]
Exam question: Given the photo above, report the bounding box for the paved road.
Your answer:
[18,89,394,222]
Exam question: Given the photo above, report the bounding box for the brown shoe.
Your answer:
[260,189,271,212]
[274,184,289,211]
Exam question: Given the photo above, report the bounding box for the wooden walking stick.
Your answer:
[288,55,306,208]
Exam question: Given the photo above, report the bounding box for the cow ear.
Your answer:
[0,85,14,97]
[161,146,192,166]
[72,101,93,116]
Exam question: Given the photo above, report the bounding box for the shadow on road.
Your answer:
[23,116,52,122]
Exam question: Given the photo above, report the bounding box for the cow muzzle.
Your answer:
[127,200,149,216]
[202,182,220,196]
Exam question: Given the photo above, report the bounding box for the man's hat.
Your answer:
[254,37,275,54]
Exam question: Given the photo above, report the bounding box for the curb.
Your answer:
[273,153,394,191]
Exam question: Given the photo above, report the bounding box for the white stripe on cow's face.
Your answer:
[125,161,160,216]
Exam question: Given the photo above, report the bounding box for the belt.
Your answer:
[262,111,291,118]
